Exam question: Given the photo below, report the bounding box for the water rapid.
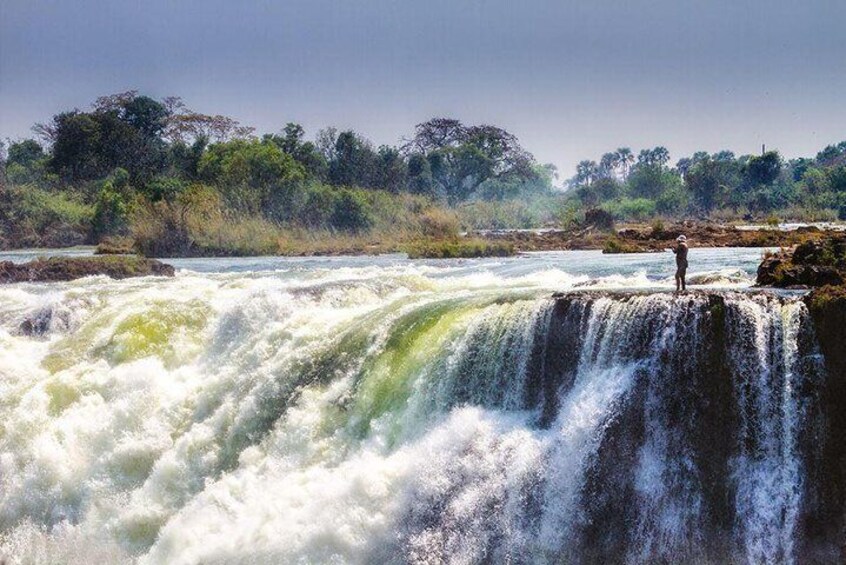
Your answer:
[0,259,839,564]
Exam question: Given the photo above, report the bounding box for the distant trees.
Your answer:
[563,140,846,219]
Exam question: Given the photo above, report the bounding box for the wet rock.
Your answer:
[0,256,175,284]
[18,308,53,336]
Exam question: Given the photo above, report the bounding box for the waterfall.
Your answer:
[0,272,837,564]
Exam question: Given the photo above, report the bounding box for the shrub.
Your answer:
[404,238,515,259]
[584,208,615,231]
[602,198,657,221]
[418,208,460,239]
[4,185,94,247]
[331,189,374,233]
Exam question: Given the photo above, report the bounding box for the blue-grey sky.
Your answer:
[1,0,844,178]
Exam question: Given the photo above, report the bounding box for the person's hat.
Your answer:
[676,235,687,242]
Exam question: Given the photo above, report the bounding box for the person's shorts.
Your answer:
[676,266,687,278]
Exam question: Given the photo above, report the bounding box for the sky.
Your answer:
[1,0,845,180]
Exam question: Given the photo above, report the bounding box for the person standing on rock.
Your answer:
[672,235,689,292]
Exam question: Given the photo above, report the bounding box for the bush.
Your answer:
[404,238,515,259]
[2,185,94,247]
[557,201,585,230]
[418,208,460,239]
[93,180,130,239]
[331,189,374,233]
[584,208,615,231]
[602,198,657,221]
[602,237,643,254]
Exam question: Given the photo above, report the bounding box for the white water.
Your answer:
[0,249,823,563]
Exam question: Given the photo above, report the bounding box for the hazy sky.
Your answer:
[1,0,845,178]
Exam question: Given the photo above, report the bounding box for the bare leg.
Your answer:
[675,272,681,292]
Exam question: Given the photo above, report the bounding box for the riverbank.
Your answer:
[3,220,844,260]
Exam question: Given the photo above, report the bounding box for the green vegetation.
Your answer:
[568,144,846,222]
[2,90,846,258]
[0,91,558,256]
[404,239,515,259]
[601,237,645,254]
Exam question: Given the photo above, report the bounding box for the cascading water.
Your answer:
[0,261,839,564]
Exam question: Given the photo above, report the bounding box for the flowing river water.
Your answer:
[0,248,836,563]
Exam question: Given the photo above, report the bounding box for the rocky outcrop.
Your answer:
[0,256,175,284]
[757,237,846,287]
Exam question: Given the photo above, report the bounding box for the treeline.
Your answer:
[0,91,557,252]
[2,90,846,254]
[566,143,846,221]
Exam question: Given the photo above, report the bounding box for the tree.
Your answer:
[331,190,374,233]
[328,130,379,188]
[636,147,670,168]
[407,153,435,196]
[264,123,327,179]
[375,145,407,193]
[616,147,634,179]
[122,96,169,137]
[92,168,131,238]
[404,118,536,203]
[48,111,104,181]
[743,151,782,187]
[685,157,730,212]
[161,96,254,144]
[7,139,45,168]
[574,160,598,187]
[198,139,304,212]
[628,162,682,200]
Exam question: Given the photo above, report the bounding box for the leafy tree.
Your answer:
[405,118,536,204]
[375,145,407,193]
[264,123,327,179]
[574,160,598,187]
[7,139,45,167]
[121,96,169,137]
[799,168,830,195]
[407,153,436,196]
[685,157,727,212]
[743,151,782,187]
[331,190,373,232]
[628,162,682,200]
[576,177,621,206]
[167,136,208,180]
[328,130,379,188]
[198,139,304,212]
[815,141,846,167]
[48,111,105,181]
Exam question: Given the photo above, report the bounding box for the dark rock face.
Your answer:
[0,256,175,284]
[515,292,842,561]
[804,287,846,560]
